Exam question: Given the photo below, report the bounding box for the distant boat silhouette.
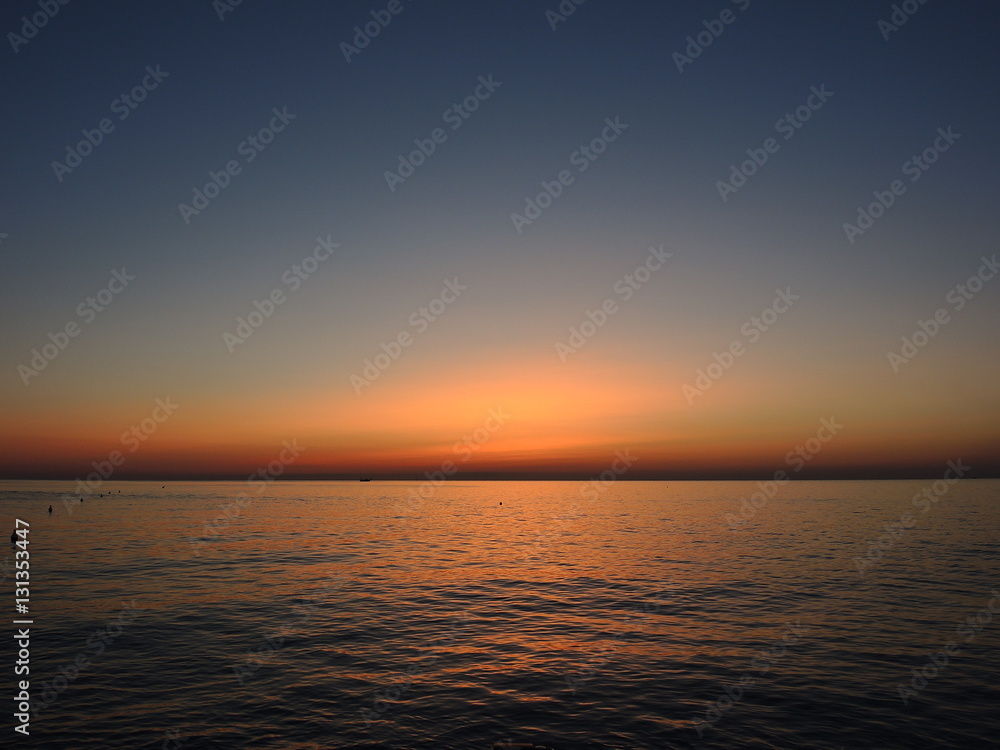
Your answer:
[359,477,372,482]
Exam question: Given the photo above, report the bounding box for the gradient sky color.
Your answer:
[1,0,998,479]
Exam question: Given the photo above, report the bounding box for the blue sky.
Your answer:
[1,0,998,478]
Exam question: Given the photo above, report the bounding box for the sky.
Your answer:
[1,0,997,480]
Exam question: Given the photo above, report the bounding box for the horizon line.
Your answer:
[2,472,997,482]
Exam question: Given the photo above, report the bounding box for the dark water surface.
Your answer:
[2,479,998,749]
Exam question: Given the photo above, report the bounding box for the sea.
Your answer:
[1,479,998,749]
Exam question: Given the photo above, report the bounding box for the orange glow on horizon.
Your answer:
[2,347,997,479]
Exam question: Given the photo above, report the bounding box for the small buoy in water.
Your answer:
[48,505,52,514]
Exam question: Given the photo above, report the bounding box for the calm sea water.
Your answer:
[2,479,998,749]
